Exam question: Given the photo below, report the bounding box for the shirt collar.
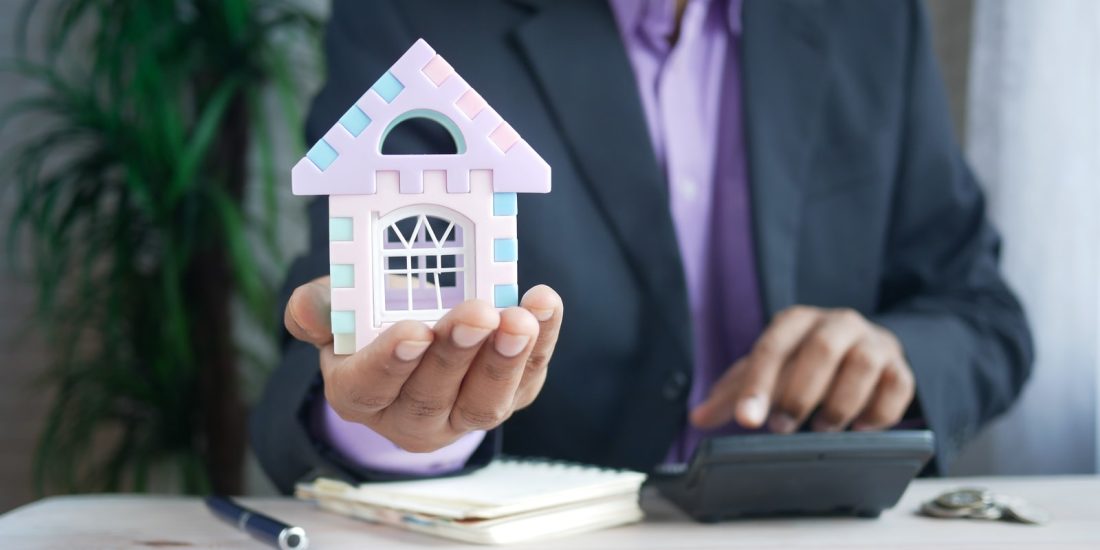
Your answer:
[609,0,743,44]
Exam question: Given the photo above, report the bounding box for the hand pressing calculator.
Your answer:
[649,430,935,522]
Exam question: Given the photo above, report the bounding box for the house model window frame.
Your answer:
[375,205,474,322]
[291,39,551,355]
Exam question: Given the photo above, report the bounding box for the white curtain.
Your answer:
[951,0,1100,475]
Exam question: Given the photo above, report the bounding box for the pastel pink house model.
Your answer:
[291,39,551,355]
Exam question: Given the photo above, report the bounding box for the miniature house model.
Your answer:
[292,39,550,355]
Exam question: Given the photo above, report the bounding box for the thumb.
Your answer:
[284,276,333,347]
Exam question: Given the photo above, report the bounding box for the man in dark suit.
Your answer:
[252,0,1033,493]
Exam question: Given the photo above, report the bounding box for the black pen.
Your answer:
[205,495,309,550]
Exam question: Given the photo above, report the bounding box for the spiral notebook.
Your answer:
[295,459,647,545]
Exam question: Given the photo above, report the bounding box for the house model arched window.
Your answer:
[292,39,551,355]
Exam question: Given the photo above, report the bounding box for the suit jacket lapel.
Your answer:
[506,0,834,358]
[742,0,832,316]
[510,0,694,362]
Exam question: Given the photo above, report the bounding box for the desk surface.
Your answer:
[1,476,1098,549]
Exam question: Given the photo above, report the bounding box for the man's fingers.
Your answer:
[450,307,539,432]
[285,277,333,347]
[512,285,564,410]
[811,336,885,432]
[722,306,822,428]
[692,306,822,430]
[391,300,499,426]
[322,320,434,423]
[693,306,915,435]
[769,309,867,433]
[689,358,749,429]
[852,361,916,431]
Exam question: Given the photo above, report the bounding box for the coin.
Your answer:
[921,489,1048,526]
[968,503,1004,521]
[934,488,992,510]
[994,496,1050,525]
[920,499,1002,520]
[921,501,969,518]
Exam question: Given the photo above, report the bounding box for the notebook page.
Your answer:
[338,459,646,519]
[303,489,644,545]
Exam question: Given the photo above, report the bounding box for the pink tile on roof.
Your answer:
[455,89,489,120]
[421,54,455,86]
[489,122,521,153]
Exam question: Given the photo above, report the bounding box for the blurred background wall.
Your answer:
[948,0,1100,476]
[0,0,58,513]
[0,0,1096,513]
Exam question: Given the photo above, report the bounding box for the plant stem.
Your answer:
[189,88,251,495]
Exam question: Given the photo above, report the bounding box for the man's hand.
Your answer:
[691,306,915,434]
[285,276,564,453]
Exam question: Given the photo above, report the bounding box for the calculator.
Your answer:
[649,430,935,522]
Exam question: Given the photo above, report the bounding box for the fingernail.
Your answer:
[529,308,553,322]
[851,422,874,432]
[394,340,431,362]
[768,412,798,434]
[737,394,768,426]
[451,324,491,348]
[308,282,329,311]
[494,332,531,358]
[291,284,329,337]
[812,418,840,433]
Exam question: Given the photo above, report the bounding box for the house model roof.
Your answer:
[292,39,550,196]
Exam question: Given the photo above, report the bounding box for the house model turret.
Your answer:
[292,39,551,355]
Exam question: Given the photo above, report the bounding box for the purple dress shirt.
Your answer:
[318,0,764,473]
[610,0,763,463]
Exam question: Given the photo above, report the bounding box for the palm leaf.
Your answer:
[5,0,320,495]
[170,76,244,203]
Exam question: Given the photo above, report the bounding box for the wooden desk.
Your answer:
[1,476,1097,549]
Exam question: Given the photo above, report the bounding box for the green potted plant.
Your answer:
[2,0,318,494]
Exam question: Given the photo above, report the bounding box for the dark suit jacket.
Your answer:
[251,0,1033,494]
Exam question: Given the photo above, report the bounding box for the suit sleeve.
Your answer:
[870,1,1034,473]
[249,0,499,494]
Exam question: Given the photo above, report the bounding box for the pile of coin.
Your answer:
[919,488,1049,525]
